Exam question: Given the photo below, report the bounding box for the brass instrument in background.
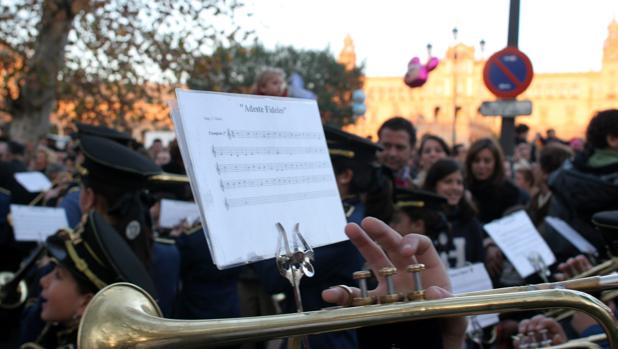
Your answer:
[0,244,45,309]
[79,275,618,349]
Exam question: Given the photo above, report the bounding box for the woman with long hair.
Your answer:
[423,158,484,268]
[464,138,527,224]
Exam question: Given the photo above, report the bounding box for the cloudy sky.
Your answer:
[239,0,618,76]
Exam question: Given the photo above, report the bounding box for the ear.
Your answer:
[75,292,94,318]
[79,187,96,212]
[607,134,618,151]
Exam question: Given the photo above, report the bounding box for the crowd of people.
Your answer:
[0,67,616,349]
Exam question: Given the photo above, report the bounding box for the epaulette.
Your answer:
[0,187,10,196]
[155,237,176,245]
[68,186,80,193]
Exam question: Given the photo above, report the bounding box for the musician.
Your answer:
[20,210,156,349]
[58,122,137,228]
[75,134,180,316]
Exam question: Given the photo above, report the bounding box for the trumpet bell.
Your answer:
[0,271,28,309]
[78,283,162,348]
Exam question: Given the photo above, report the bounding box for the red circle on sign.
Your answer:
[483,47,534,99]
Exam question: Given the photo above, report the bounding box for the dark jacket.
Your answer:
[546,152,618,261]
[173,227,241,320]
[446,207,486,268]
[469,180,527,224]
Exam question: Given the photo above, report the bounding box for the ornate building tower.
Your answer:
[601,18,618,105]
[338,34,357,71]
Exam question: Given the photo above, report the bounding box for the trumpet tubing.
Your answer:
[79,283,618,349]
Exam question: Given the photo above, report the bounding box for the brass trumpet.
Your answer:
[0,244,45,309]
[79,276,618,349]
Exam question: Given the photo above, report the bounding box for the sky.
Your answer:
[238,0,618,77]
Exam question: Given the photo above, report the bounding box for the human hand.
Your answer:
[321,217,466,349]
[485,245,504,278]
[553,255,593,281]
[517,315,567,346]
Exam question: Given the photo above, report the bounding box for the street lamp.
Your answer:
[451,27,459,145]
[479,39,486,59]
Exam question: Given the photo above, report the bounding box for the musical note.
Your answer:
[227,129,322,140]
[220,175,331,191]
[213,146,325,157]
[225,190,338,209]
[216,161,330,173]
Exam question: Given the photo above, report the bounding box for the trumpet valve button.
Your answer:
[406,264,426,273]
[353,271,372,280]
[378,267,397,277]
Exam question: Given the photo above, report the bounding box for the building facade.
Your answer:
[343,19,618,145]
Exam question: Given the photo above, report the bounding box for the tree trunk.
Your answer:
[8,0,76,143]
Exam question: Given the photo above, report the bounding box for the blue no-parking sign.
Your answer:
[483,47,534,98]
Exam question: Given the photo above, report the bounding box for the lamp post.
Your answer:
[451,27,459,145]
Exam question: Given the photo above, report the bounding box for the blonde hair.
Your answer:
[253,66,286,94]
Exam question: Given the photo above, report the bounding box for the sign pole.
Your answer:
[500,0,521,160]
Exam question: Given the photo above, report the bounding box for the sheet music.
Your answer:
[484,210,556,278]
[173,90,347,268]
[159,199,201,229]
[545,216,598,256]
[450,263,499,331]
[10,204,68,241]
[14,172,52,192]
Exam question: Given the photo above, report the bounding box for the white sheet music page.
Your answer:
[449,263,499,331]
[14,172,52,192]
[11,204,68,241]
[545,216,598,256]
[159,199,201,229]
[484,210,556,278]
[173,90,347,268]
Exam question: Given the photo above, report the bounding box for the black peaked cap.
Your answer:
[323,125,382,164]
[393,188,447,211]
[78,135,161,188]
[46,210,157,297]
[76,122,134,146]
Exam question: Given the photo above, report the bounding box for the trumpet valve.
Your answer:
[378,267,401,303]
[406,263,426,301]
[352,270,374,306]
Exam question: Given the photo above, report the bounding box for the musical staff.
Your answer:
[221,174,331,191]
[212,146,325,157]
[227,129,322,140]
[225,189,338,209]
[216,161,331,174]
